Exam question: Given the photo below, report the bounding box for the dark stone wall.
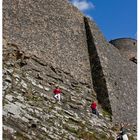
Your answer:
[3,0,92,85]
[85,18,137,125]
[109,38,137,63]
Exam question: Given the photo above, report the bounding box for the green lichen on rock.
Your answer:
[77,130,109,140]
[15,131,29,140]
[102,108,112,121]
[63,124,78,134]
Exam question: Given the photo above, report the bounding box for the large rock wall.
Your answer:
[84,17,137,125]
[3,0,137,135]
[3,38,121,140]
[3,0,92,85]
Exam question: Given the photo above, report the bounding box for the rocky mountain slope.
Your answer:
[3,38,137,140]
[3,0,137,139]
[3,40,115,139]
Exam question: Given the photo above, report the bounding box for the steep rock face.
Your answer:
[3,0,137,139]
[3,40,118,140]
[3,0,92,85]
[84,18,137,125]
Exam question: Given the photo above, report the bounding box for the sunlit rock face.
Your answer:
[109,38,137,63]
[3,0,92,85]
[3,0,137,139]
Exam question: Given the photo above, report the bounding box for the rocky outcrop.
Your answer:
[3,0,137,139]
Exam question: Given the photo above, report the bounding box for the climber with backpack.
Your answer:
[116,123,129,140]
[91,101,99,117]
[53,86,61,102]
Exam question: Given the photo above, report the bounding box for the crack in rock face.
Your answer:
[3,0,136,139]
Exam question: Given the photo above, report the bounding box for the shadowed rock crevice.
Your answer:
[84,17,112,114]
[129,57,137,64]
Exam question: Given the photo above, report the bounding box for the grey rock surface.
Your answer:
[3,0,92,85]
[109,38,137,63]
[85,18,137,125]
[3,40,118,140]
[3,0,137,139]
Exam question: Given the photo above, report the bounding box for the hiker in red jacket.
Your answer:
[91,101,99,117]
[53,86,61,102]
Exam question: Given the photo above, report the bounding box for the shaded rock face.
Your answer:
[109,38,137,64]
[3,0,137,139]
[84,18,137,125]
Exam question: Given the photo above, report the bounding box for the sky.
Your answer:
[70,0,137,41]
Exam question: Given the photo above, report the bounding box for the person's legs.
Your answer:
[92,109,99,117]
[92,109,96,114]
[96,110,99,117]
[54,94,60,101]
[57,94,60,102]
[54,94,58,100]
